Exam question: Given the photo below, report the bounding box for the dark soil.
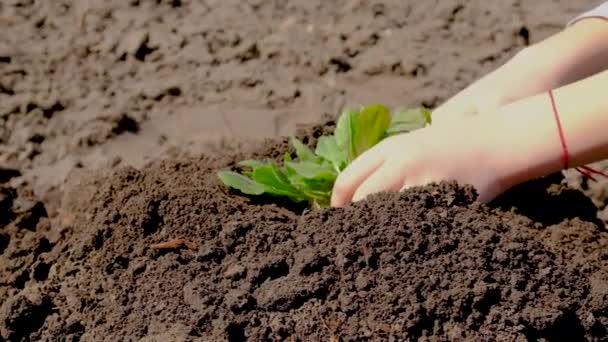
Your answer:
[2,0,608,341]
[2,111,608,341]
[2,146,608,341]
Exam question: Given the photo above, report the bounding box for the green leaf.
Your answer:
[386,107,432,136]
[218,103,427,209]
[334,109,359,162]
[238,159,267,169]
[251,163,306,202]
[283,158,335,206]
[423,107,432,124]
[290,137,318,162]
[283,152,292,163]
[353,104,391,157]
[217,171,266,195]
[296,177,334,193]
[315,136,347,172]
[286,175,333,203]
[285,160,337,181]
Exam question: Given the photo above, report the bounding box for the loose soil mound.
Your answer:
[1,130,607,340]
[2,0,608,341]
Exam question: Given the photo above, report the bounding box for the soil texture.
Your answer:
[2,147,608,340]
[2,0,608,341]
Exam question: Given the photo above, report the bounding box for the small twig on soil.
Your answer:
[150,238,197,251]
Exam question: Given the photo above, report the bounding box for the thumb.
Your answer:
[352,161,404,203]
[331,147,386,207]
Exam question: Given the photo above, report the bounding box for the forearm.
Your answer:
[522,18,608,90]
[434,18,608,120]
[475,69,608,188]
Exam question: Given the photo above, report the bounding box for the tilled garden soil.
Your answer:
[2,0,608,341]
[2,135,608,341]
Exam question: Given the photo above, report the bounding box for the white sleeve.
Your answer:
[569,2,608,26]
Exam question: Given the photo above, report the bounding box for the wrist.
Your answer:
[505,45,563,91]
[482,46,562,108]
[474,94,564,191]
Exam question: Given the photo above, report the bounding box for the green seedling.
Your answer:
[217,104,432,208]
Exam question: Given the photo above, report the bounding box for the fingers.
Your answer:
[399,176,434,193]
[401,176,500,204]
[331,146,386,207]
[352,161,405,202]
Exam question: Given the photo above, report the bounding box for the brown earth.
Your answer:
[2,137,608,340]
[1,0,608,341]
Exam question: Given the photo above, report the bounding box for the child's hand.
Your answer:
[433,19,608,126]
[431,48,553,125]
[330,121,506,207]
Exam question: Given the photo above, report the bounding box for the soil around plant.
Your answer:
[1,126,608,341]
[1,0,608,341]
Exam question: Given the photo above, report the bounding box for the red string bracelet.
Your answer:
[548,89,608,181]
